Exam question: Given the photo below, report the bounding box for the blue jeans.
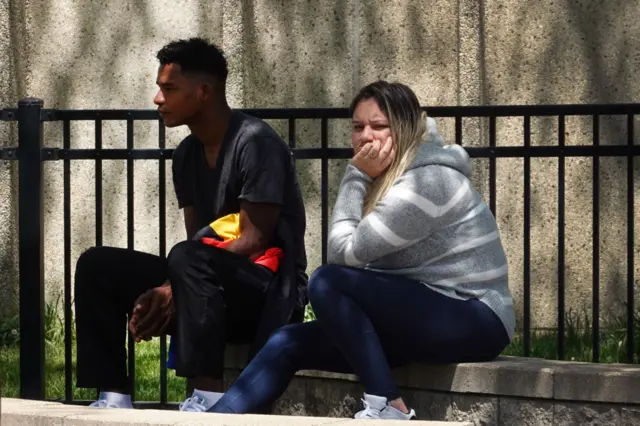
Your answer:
[209,264,509,414]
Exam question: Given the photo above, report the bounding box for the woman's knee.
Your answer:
[308,264,346,304]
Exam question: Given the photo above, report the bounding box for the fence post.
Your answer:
[18,98,45,400]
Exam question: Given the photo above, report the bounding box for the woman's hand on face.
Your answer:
[352,136,395,178]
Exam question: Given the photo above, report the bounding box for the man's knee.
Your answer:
[167,241,212,288]
[74,247,108,292]
[308,264,344,305]
[75,247,125,313]
[167,240,206,285]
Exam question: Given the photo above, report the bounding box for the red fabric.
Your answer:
[201,237,232,249]
[200,238,283,273]
[254,247,283,272]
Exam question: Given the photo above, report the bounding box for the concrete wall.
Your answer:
[0,0,639,329]
[0,0,20,320]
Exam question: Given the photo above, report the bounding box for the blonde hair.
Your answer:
[350,81,426,216]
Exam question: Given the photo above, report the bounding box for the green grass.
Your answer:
[0,338,186,402]
[0,295,187,402]
[2,305,639,402]
[503,308,640,364]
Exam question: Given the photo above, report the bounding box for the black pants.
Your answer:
[74,241,271,391]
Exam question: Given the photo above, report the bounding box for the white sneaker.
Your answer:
[179,390,224,412]
[88,399,120,408]
[179,394,209,412]
[88,392,133,409]
[354,393,417,420]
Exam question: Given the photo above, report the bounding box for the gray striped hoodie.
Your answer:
[328,119,515,340]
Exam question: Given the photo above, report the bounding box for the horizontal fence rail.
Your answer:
[0,99,638,405]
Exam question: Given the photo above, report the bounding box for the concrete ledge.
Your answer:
[392,356,640,405]
[0,398,471,425]
[223,346,640,424]
[225,346,640,405]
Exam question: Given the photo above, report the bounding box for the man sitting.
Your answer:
[73,37,308,412]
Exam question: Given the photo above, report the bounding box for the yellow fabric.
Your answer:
[209,213,241,241]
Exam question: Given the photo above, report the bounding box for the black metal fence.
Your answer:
[1,98,639,404]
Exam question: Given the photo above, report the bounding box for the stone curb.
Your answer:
[0,398,472,425]
[225,346,640,405]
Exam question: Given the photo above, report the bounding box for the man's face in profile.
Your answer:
[153,63,205,127]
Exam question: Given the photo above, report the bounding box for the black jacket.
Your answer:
[247,220,308,362]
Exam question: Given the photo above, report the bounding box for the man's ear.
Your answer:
[198,81,215,102]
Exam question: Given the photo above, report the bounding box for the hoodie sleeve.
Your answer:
[327,162,469,266]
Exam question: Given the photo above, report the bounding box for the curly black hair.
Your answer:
[156,37,228,83]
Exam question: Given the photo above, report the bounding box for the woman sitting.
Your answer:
[199,80,515,420]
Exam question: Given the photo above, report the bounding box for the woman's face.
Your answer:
[351,98,392,153]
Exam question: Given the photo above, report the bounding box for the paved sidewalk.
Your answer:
[1,398,472,425]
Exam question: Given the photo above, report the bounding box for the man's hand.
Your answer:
[351,136,396,178]
[128,283,174,342]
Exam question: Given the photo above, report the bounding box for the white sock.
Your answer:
[192,389,225,408]
[101,392,133,408]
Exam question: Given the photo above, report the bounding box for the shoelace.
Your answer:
[356,398,383,419]
[89,399,120,409]
[179,395,208,412]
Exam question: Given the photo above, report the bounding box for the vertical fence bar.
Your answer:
[489,116,496,216]
[126,119,136,400]
[321,118,328,265]
[288,118,296,149]
[92,117,103,405]
[557,115,566,360]
[94,118,103,401]
[627,113,635,363]
[63,119,73,402]
[455,116,462,145]
[523,115,531,357]
[592,114,600,363]
[18,98,46,399]
[158,120,168,404]
[95,120,103,247]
